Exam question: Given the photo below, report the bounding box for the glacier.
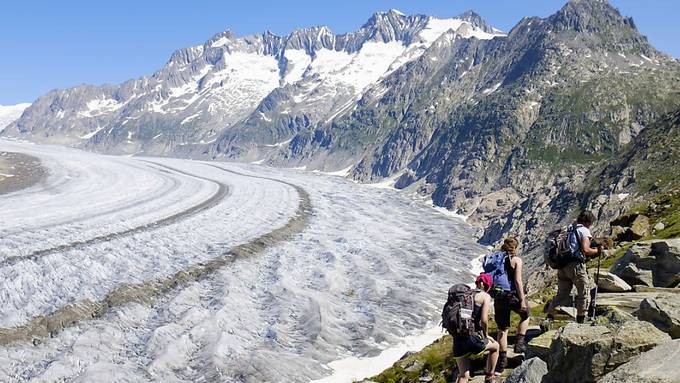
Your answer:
[0,140,484,382]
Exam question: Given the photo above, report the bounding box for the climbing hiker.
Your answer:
[441,274,499,383]
[543,210,601,329]
[482,236,530,373]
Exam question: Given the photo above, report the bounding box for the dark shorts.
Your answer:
[493,291,530,330]
[453,332,488,358]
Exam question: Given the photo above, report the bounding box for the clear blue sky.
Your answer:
[1,0,678,105]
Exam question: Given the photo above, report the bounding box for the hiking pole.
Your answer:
[588,246,602,320]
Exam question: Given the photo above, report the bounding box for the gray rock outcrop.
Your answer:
[600,339,680,383]
[611,240,680,287]
[504,357,548,383]
[590,270,632,292]
[635,296,680,339]
[544,320,671,382]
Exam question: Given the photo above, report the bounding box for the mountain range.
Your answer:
[4,0,680,277]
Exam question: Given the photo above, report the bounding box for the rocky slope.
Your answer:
[271,0,680,280]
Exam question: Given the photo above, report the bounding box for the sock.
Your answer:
[576,315,585,324]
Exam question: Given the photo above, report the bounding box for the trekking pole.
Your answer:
[588,247,602,320]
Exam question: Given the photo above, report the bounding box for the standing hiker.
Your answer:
[543,210,601,328]
[482,236,530,373]
[442,274,499,383]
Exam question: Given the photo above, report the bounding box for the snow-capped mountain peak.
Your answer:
[3,10,504,157]
[0,103,31,133]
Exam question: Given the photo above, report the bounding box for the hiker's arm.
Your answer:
[480,294,490,337]
[513,258,527,307]
[580,236,600,257]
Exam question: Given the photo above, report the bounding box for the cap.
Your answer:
[476,273,492,290]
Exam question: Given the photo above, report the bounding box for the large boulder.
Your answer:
[610,214,652,241]
[651,240,680,287]
[626,214,651,240]
[526,330,557,360]
[611,263,654,287]
[504,357,548,383]
[611,240,680,287]
[589,270,632,292]
[600,339,680,383]
[635,296,680,339]
[543,320,671,382]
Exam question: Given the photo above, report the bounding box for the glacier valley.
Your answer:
[0,139,484,382]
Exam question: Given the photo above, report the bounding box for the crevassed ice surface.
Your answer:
[0,140,484,382]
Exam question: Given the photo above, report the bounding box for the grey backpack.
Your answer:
[545,224,581,269]
[441,284,476,337]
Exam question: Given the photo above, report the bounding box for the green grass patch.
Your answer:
[368,335,453,383]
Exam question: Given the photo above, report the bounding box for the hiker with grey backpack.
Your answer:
[441,274,499,383]
[543,210,602,330]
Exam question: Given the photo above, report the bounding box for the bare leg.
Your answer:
[517,315,529,335]
[455,357,471,383]
[485,337,499,375]
[497,329,509,352]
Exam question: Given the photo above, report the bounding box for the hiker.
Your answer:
[448,274,499,383]
[544,210,601,327]
[482,236,530,374]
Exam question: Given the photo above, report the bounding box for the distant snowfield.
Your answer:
[0,103,31,132]
[0,140,484,382]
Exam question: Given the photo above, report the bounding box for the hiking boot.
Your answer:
[514,333,527,354]
[495,351,507,374]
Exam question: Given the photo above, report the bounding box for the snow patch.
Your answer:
[312,165,354,177]
[482,82,502,95]
[211,36,230,48]
[283,49,312,84]
[77,98,123,118]
[0,103,31,132]
[264,138,293,148]
[79,126,105,139]
[311,325,443,383]
[181,113,201,125]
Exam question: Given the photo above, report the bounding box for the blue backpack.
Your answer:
[482,251,512,291]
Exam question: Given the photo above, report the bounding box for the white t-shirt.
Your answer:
[569,224,592,261]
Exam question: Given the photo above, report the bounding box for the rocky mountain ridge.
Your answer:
[3,10,501,158]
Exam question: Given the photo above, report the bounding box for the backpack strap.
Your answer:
[573,223,584,261]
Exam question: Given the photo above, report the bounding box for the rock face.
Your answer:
[504,357,548,383]
[526,330,556,360]
[635,297,680,339]
[600,339,680,383]
[544,321,671,382]
[611,240,680,287]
